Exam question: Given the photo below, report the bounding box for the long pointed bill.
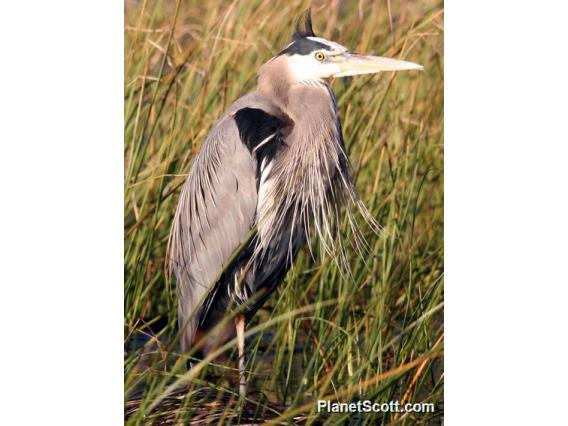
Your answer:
[333,53,423,77]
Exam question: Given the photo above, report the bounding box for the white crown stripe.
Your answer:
[306,37,347,53]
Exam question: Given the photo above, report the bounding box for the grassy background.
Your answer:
[124,0,443,424]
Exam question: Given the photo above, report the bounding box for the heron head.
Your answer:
[276,10,423,83]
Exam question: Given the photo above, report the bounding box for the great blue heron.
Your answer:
[168,11,422,395]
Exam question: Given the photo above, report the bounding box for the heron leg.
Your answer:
[235,313,246,396]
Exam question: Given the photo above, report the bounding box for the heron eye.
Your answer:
[315,52,325,61]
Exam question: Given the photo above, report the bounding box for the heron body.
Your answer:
[168,13,422,390]
[171,75,344,352]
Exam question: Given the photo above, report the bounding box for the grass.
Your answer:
[124,0,444,424]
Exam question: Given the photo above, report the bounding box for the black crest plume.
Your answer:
[293,9,316,39]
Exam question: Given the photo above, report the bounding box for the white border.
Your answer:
[446,0,568,423]
[0,1,123,424]
[1,0,568,424]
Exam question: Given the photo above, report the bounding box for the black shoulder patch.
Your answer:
[234,107,282,152]
[233,107,287,186]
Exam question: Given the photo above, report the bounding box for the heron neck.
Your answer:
[257,56,293,111]
[257,57,337,125]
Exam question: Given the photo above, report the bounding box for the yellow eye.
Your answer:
[315,51,325,61]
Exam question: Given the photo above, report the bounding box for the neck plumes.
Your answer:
[255,56,355,261]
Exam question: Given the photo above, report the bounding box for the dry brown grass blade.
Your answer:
[401,331,444,405]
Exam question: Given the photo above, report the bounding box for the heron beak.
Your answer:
[332,52,423,77]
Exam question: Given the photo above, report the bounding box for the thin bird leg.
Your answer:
[235,313,246,396]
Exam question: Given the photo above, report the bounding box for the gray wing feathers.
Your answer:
[168,113,258,352]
